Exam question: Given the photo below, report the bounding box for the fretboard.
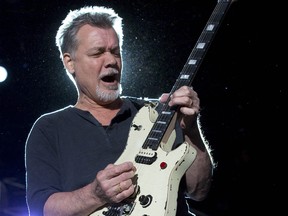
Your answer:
[142,0,233,151]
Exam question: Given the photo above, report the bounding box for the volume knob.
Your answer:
[138,194,152,208]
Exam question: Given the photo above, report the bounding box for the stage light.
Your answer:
[0,66,8,82]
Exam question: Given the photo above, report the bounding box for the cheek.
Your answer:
[74,62,101,85]
[118,59,122,70]
[77,59,102,75]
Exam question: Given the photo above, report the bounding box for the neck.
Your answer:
[75,96,123,126]
[75,96,122,110]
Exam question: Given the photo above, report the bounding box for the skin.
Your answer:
[43,24,213,216]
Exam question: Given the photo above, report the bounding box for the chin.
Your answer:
[98,90,120,103]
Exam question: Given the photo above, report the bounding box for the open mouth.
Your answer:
[101,74,118,83]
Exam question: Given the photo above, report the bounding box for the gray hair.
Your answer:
[55,6,123,60]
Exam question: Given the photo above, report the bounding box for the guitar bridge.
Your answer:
[102,202,135,216]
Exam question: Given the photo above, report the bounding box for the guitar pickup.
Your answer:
[135,149,157,165]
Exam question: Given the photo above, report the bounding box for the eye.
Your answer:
[91,52,102,57]
[111,48,121,57]
[88,48,105,57]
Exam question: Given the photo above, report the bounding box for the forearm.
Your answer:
[183,117,215,201]
[44,182,103,216]
[185,144,213,201]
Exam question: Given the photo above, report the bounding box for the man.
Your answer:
[25,6,215,216]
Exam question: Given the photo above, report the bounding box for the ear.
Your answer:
[63,53,75,75]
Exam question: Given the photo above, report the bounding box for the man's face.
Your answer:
[68,24,122,105]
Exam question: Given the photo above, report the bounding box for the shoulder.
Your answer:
[26,106,75,144]
[32,105,74,127]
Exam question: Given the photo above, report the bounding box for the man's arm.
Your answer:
[160,85,215,201]
[182,116,214,201]
[44,183,101,216]
[44,162,136,216]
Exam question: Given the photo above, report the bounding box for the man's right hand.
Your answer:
[92,161,137,204]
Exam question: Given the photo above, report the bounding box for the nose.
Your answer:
[104,52,118,68]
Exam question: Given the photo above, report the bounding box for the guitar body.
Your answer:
[91,104,197,216]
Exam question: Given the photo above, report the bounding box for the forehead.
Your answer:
[76,24,119,47]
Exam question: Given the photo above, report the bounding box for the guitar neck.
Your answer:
[142,0,233,151]
[172,0,233,92]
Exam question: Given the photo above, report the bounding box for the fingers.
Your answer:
[94,162,136,204]
[116,183,123,194]
[104,161,136,179]
[166,86,200,114]
[113,180,135,196]
[159,93,170,103]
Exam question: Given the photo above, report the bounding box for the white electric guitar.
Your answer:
[91,0,234,215]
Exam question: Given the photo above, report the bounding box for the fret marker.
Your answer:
[206,24,215,31]
[180,74,189,79]
[196,43,205,49]
[152,129,162,133]
[162,111,171,115]
[188,59,197,65]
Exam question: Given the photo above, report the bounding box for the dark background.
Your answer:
[0,0,285,215]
